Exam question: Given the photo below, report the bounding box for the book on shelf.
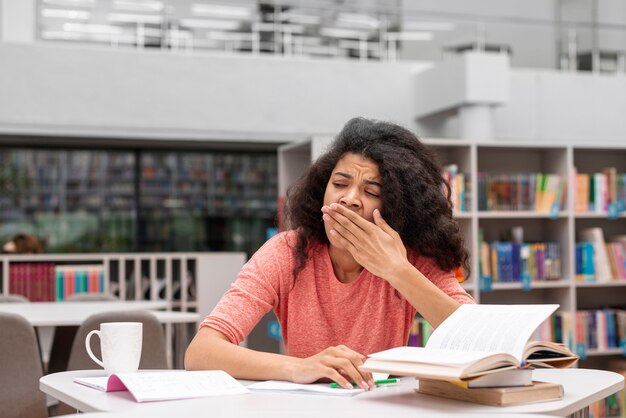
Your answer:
[535,174,565,213]
[417,379,563,406]
[442,164,468,212]
[55,265,104,301]
[476,172,564,212]
[574,167,626,214]
[575,309,626,351]
[73,370,249,402]
[361,304,578,383]
[579,228,612,282]
[481,240,561,283]
[8,263,56,302]
[575,172,590,213]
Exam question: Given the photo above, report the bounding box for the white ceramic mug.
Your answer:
[85,322,143,374]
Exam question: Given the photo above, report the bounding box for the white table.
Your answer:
[0,301,200,368]
[40,369,624,417]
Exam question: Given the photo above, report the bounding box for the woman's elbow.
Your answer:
[184,327,230,371]
[184,338,202,370]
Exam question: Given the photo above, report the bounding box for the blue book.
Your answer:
[575,243,584,281]
[511,243,521,281]
[605,310,617,348]
[581,242,595,282]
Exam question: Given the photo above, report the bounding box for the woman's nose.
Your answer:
[339,189,361,208]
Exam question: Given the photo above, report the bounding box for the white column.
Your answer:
[458,104,494,140]
[1,0,37,43]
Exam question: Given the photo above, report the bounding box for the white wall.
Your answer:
[494,69,626,142]
[416,68,626,142]
[0,0,36,43]
[0,44,425,143]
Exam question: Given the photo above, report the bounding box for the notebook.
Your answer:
[74,370,249,402]
[247,380,365,396]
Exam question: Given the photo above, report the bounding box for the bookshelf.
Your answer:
[0,252,245,317]
[278,138,626,370]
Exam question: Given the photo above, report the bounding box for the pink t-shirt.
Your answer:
[201,231,474,358]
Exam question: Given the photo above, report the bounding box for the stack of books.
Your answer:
[361,304,578,406]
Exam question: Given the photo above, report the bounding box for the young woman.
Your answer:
[185,117,474,390]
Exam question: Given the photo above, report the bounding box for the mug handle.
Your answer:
[85,330,105,368]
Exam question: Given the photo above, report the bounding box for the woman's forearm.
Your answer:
[185,327,299,381]
[386,262,460,328]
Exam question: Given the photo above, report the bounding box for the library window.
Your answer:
[0,147,278,257]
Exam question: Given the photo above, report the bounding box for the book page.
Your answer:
[368,346,503,365]
[115,370,249,402]
[74,376,113,392]
[247,380,365,396]
[425,304,559,362]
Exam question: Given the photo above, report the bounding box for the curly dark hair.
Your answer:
[283,117,470,281]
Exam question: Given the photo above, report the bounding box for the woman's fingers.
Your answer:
[322,212,359,245]
[335,345,373,384]
[296,346,374,390]
[324,356,369,389]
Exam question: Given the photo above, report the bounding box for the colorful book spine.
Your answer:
[477,172,563,212]
[7,263,57,301]
[54,265,105,300]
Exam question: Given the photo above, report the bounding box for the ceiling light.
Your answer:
[320,27,368,39]
[336,13,379,30]
[113,0,164,12]
[41,30,84,40]
[41,8,91,19]
[108,13,163,24]
[42,0,95,7]
[179,18,241,30]
[279,10,321,25]
[386,31,433,41]
[206,31,253,41]
[402,21,455,31]
[62,23,124,34]
[190,4,252,20]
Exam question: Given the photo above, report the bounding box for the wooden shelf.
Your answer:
[576,281,626,288]
[490,280,571,290]
[477,211,569,219]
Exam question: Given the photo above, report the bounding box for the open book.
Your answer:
[74,370,249,402]
[361,304,578,382]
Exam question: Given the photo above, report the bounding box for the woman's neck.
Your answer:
[328,245,363,284]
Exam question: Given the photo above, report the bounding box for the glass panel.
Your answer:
[0,148,136,253]
[139,150,277,256]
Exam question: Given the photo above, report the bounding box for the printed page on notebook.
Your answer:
[425,304,559,363]
[74,370,249,402]
[247,380,365,396]
[246,373,392,397]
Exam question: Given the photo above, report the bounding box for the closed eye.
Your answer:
[333,182,347,188]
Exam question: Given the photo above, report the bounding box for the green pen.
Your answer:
[329,378,400,389]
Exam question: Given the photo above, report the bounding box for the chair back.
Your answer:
[47,293,119,374]
[0,312,47,418]
[67,310,168,371]
[0,294,29,303]
[65,293,117,302]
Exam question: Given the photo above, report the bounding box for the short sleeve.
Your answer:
[200,232,296,344]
